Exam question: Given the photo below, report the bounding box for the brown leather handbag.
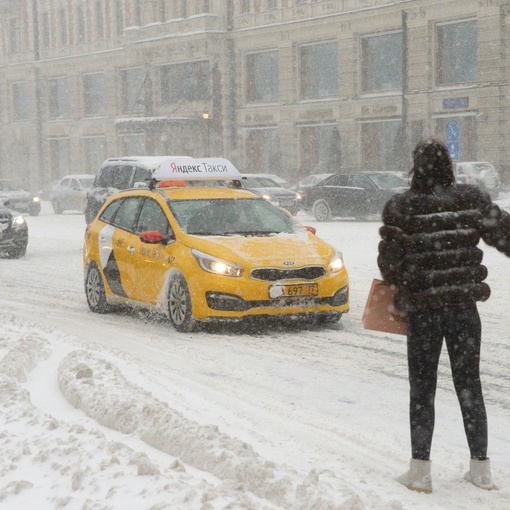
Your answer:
[362,279,408,335]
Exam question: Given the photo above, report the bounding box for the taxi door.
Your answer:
[130,197,174,304]
[107,196,145,299]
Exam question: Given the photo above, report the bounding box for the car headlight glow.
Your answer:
[262,193,272,201]
[12,215,25,226]
[32,196,40,202]
[328,249,344,274]
[192,249,244,277]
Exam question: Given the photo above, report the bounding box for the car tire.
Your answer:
[315,313,342,324]
[167,273,197,333]
[52,200,63,214]
[85,262,111,313]
[6,244,27,259]
[313,199,332,222]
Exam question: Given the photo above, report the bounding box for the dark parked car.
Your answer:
[0,200,28,258]
[0,179,41,216]
[241,174,301,215]
[304,171,409,221]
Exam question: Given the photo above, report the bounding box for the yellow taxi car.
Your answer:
[83,157,349,332]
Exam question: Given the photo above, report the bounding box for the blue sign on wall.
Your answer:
[447,121,460,141]
[443,97,469,109]
[446,141,460,162]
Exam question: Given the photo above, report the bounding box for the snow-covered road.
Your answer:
[0,201,509,509]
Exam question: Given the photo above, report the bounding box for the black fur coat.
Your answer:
[378,184,510,312]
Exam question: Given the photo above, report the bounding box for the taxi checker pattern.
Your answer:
[84,157,349,332]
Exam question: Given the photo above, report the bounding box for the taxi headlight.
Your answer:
[12,215,26,226]
[192,249,244,277]
[262,193,272,200]
[328,249,344,274]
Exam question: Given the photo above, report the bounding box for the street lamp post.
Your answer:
[202,112,211,157]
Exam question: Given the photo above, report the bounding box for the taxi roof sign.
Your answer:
[153,157,242,181]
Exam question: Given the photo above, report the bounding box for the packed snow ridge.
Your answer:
[0,314,377,509]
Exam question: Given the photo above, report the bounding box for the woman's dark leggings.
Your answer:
[407,303,488,461]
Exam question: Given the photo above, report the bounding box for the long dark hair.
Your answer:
[410,139,455,193]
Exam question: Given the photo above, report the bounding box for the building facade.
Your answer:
[0,0,509,191]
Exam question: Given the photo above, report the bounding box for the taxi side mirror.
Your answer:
[139,230,164,244]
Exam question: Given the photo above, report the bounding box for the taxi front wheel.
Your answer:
[85,262,111,314]
[167,273,197,333]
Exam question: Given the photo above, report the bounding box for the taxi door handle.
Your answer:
[127,246,136,253]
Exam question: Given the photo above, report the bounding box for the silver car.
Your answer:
[50,174,95,214]
[454,162,501,198]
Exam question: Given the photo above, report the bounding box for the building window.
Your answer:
[96,1,105,39]
[121,133,145,155]
[246,51,279,103]
[77,6,86,42]
[59,9,68,46]
[159,0,167,23]
[82,136,106,174]
[160,60,210,104]
[300,41,338,99]
[436,20,478,86]
[299,124,341,175]
[83,73,106,116]
[48,138,70,179]
[361,31,402,93]
[115,1,124,35]
[201,0,210,13]
[268,0,278,8]
[246,128,281,174]
[48,77,69,119]
[121,67,145,114]
[134,0,142,25]
[241,0,250,14]
[180,0,187,18]
[41,12,51,48]
[12,82,29,121]
[361,120,402,171]
[9,18,21,53]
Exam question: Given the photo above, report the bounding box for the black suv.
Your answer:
[0,201,28,258]
[84,157,170,224]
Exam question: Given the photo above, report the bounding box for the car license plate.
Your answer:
[269,283,318,299]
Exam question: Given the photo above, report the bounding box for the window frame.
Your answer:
[48,77,70,119]
[299,41,338,100]
[435,19,478,87]
[245,50,279,104]
[360,30,403,94]
[160,60,211,104]
[82,72,107,117]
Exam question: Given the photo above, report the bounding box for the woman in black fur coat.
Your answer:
[378,139,510,493]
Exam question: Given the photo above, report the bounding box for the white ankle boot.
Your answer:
[396,459,432,493]
[465,459,494,490]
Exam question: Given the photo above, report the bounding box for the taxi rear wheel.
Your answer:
[85,262,111,313]
[168,273,197,333]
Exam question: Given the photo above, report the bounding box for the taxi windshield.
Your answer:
[169,198,297,236]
